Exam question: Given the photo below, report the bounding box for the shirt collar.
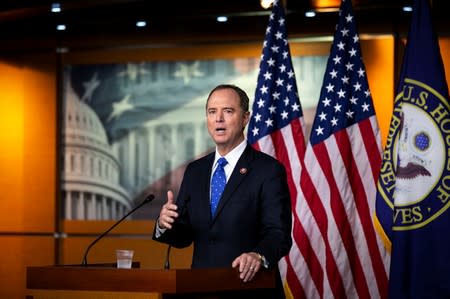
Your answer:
[214,139,247,169]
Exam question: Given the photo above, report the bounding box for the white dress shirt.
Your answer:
[156,139,248,236]
[211,139,247,184]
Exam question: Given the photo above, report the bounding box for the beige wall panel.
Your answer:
[62,219,192,269]
[61,236,192,269]
[439,38,450,90]
[0,54,56,232]
[63,40,332,65]
[63,220,156,235]
[0,236,54,299]
[0,61,26,231]
[22,55,57,232]
[361,37,395,147]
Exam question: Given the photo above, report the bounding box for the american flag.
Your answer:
[247,0,307,298]
[301,0,389,298]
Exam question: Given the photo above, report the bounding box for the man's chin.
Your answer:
[213,135,228,143]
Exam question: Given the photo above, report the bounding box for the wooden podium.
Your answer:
[26,264,276,299]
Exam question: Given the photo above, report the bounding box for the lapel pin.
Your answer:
[240,168,247,174]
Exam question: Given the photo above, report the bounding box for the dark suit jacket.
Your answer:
[155,145,292,268]
[153,144,292,297]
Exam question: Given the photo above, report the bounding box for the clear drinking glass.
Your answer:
[116,249,134,269]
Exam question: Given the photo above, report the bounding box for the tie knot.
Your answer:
[217,157,228,168]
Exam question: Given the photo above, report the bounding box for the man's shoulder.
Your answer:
[186,151,214,168]
[250,149,287,179]
[247,145,282,165]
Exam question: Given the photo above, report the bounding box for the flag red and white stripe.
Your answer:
[301,116,389,298]
[298,0,389,298]
[246,1,308,297]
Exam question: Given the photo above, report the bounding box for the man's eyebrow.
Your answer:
[208,106,235,110]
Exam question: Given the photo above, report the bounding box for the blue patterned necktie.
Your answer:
[210,157,228,216]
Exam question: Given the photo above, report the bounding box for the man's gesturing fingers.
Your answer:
[158,190,179,229]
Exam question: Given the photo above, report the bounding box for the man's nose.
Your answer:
[216,111,224,121]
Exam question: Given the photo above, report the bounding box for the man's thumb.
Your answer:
[167,190,174,204]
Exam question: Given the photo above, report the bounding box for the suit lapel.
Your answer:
[211,145,254,223]
[202,153,215,218]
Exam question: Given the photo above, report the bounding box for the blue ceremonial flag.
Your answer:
[375,0,450,298]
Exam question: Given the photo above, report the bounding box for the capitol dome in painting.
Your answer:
[61,79,131,220]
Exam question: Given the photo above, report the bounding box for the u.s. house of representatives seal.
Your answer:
[378,78,450,230]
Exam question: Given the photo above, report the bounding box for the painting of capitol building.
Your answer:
[61,56,326,220]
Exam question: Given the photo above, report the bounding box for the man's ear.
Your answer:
[243,111,251,128]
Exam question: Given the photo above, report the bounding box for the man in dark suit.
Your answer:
[153,84,292,298]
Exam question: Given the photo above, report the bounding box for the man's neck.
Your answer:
[216,137,246,156]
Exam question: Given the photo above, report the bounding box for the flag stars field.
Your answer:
[326,83,334,92]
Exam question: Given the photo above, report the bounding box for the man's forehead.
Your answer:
[207,97,240,108]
